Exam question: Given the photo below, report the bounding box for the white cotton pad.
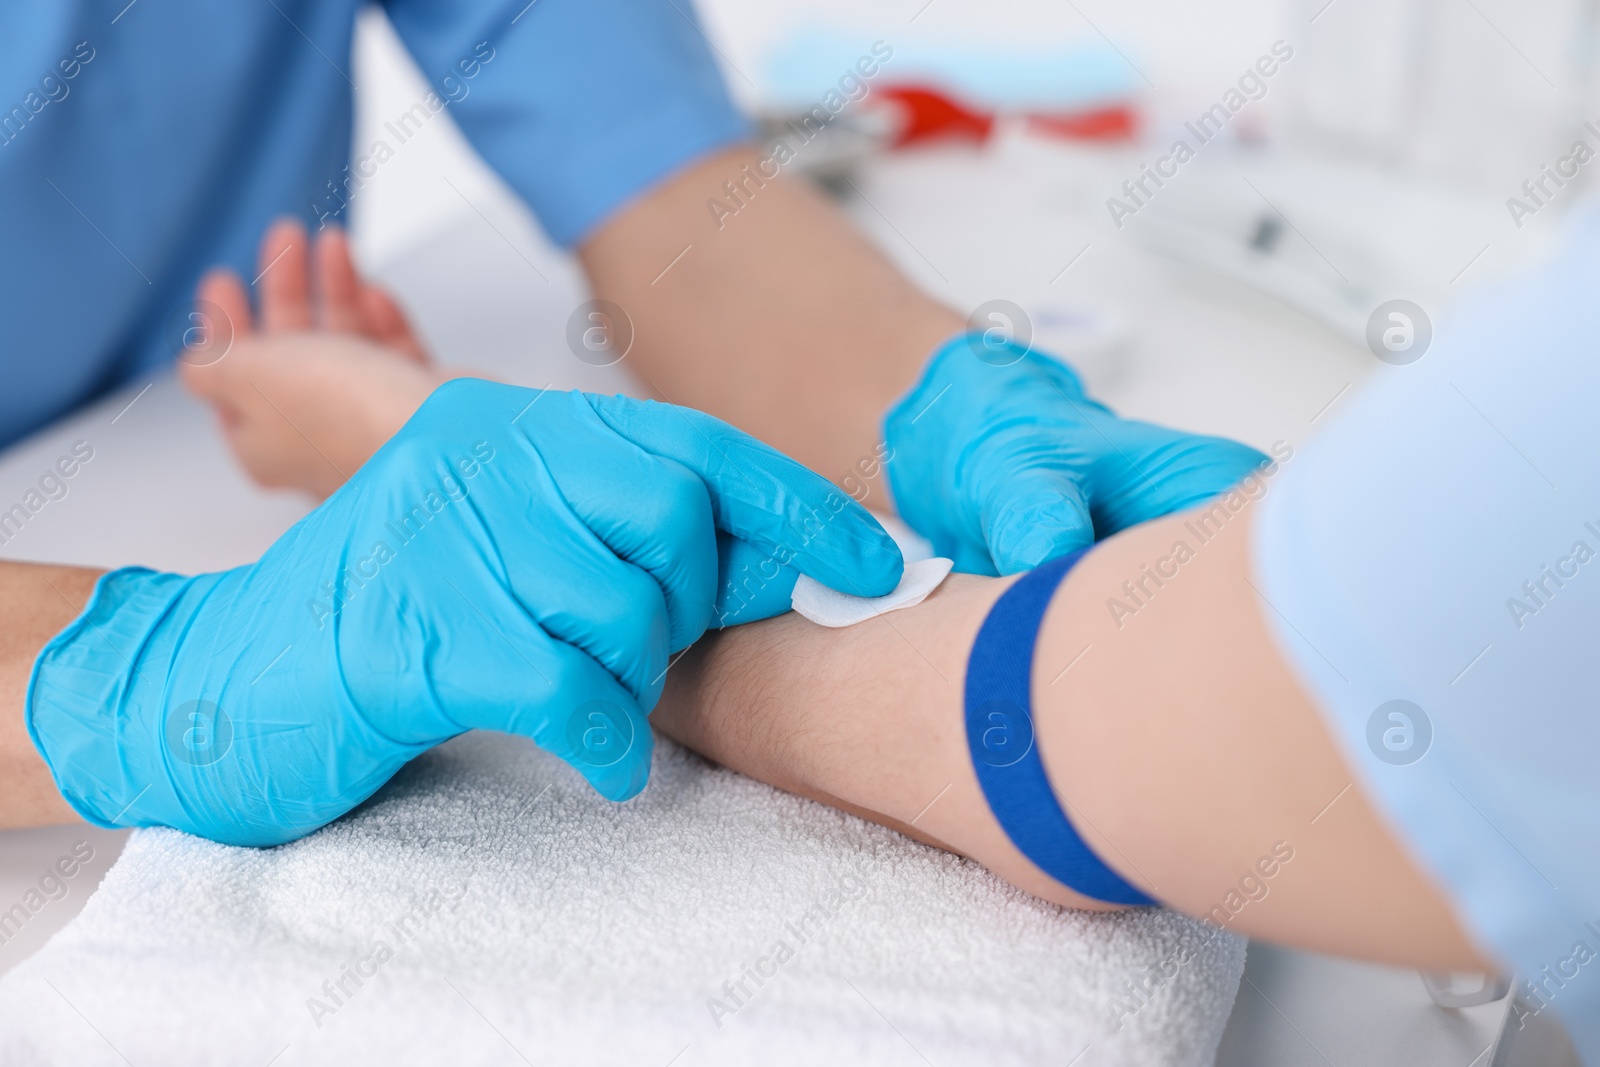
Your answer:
[790,556,955,627]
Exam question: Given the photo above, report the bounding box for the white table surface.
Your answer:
[0,128,1572,1063]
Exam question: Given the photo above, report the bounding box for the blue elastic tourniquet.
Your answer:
[964,549,1156,906]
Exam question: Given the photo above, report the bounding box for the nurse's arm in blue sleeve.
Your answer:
[650,499,1492,973]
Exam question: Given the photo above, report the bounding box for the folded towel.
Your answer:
[0,733,1244,1066]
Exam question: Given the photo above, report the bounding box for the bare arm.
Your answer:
[0,562,100,828]
[652,501,1492,973]
[170,222,1487,970]
[578,145,964,509]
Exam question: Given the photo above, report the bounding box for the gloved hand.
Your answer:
[27,380,902,846]
[884,333,1269,575]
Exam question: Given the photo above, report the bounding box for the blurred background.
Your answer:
[336,0,1599,465]
[3,0,1594,1062]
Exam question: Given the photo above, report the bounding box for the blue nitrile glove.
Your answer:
[884,333,1269,575]
[26,381,902,846]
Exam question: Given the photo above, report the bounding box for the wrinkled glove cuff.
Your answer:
[26,567,204,829]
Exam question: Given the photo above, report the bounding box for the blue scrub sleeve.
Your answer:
[380,0,752,247]
[1253,204,1600,1057]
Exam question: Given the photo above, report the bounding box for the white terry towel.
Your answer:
[0,734,1245,1066]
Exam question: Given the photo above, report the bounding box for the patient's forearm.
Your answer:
[656,571,1086,907]
[654,506,1491,972]
[0,562,98,828]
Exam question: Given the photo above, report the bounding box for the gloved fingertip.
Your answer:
[1108,437,1274,525]
[984,482,1097,574]
[554,693,654,801]
[587,757,651,803]
[794,511,904,600]
[989,515,1095,575]
[852,525,906,598]
[711,567,799,628]
[577,716,655,802]
[713,534,801,629]
[948,541,1002,577]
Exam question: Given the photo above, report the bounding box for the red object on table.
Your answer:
[874,85,995,146]
[871,84,1138,148]
[1027,105,1137,141]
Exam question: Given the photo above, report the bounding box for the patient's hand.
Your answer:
[179,220,457,498]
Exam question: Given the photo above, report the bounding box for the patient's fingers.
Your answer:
[359,284,430,364]
[313,227,366,333]
[196,268,253,338]
[250,219,433,364]
[315,229,430,363]
[257,218,313,332]
[178,269,252,420]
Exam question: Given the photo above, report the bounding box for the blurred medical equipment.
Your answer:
[1125,0,1599,339]
[752,28,1139,181]
[1125,158,1536,345]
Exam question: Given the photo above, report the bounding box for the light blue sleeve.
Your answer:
[380,0,751,247]
[1253,205,1600,1056]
